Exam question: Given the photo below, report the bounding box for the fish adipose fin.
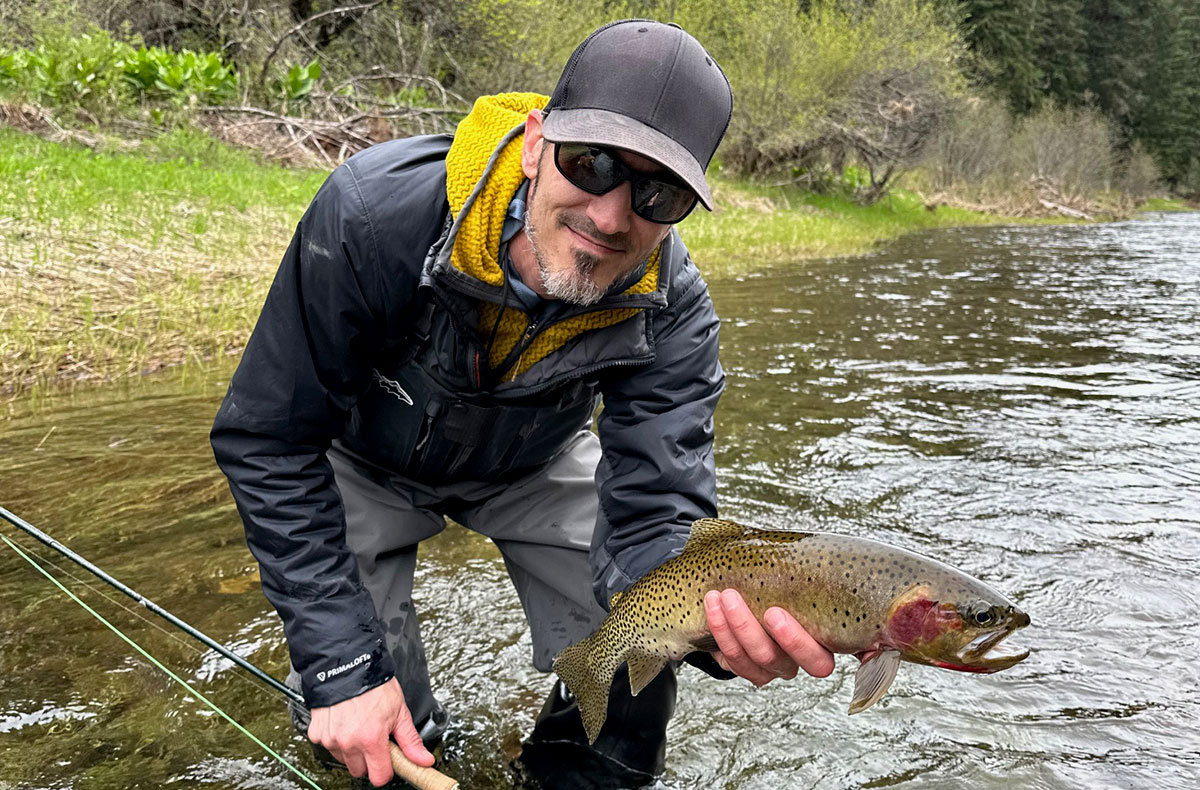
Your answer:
[849,649,901,714]
[626,650,668,696]
[552,633,622,744]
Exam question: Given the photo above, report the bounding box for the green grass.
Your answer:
[1136,197,1191,212]
[0,126,326,391]
[680,176,1023,278]
[0,126,1031,393]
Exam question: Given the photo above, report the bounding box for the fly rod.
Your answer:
[0,505,457,790]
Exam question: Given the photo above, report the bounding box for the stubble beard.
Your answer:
[525,178,611,307]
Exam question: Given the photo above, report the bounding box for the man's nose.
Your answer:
[586,181,634,236]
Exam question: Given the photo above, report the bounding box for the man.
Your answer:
[212,19,832,789]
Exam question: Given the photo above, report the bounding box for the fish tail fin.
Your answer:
[553,631,624,744]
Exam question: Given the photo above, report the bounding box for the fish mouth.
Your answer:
[956,626,1030,672]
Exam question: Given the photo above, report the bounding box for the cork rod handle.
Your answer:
[389,742,459,790]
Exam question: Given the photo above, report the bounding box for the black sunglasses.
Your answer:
[553,143,698,224]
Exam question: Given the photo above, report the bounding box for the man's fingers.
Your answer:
[392,710,436,768]
[339,747,368,780]
[719,590,800,679]
[363,738,395,787]
[763,607,835,678]
[705,590,840,686]
[705,591,786,687]
[704,591,744,661]
[704,591,753,672]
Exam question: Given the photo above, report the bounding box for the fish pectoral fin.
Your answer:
[626,651,668,696]
[849,649,901,715]
[689,634,719,653]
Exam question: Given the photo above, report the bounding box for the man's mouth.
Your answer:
[565,224,625,255]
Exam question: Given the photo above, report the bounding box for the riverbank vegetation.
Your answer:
[0,124,1033,393]
[3,0,1196,203]
[1,0,1196,392]
[0,126,327,393]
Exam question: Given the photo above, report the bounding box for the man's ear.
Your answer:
[521,109,545,179]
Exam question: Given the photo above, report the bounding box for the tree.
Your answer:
[1130,0,1200,188]
[701,0,965,201]
[1033,0,1090,105]
[956,0,1043,113]
[1080,0,1154,131]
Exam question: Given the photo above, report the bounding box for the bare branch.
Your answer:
[326,67,467,108]
[256,0,385,89]
[198,103,461,164]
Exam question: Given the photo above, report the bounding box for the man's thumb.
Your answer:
[392,718,435,768]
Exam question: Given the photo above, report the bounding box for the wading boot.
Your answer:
[514,664,677,790]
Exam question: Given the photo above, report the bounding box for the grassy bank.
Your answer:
[2,127,1040,394]
[683,180,1029,279]
[0,127,326,392]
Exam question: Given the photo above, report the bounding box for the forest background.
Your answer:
[1,0,1197,391]
[3,0,1196,199]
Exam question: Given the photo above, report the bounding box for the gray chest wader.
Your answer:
[338,301,678,787]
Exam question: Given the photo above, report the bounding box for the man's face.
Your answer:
[515,111,677,306]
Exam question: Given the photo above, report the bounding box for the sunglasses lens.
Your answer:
[555,143,698,224]
[632,178,697,223]
[556,144,621,194]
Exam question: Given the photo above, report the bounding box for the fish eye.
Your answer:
[967,603,997,627]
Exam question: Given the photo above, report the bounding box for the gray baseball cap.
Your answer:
[541,20,733,211]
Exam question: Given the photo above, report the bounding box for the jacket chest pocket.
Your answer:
[345,362,598,484]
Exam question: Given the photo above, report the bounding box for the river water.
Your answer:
[1,213,1197,789]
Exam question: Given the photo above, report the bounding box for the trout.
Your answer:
[554,518,1031,743]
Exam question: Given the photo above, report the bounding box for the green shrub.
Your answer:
[1115,143,1165,202]
[0,29,135,115]
[920,98,1135,206]
[923,97,1015,190]
[0,50,23,85]
[679,0,966,200]
[119,46,239,106]
[0,29,239,118]
[1009,104,1117,198]
[271,59,320,110]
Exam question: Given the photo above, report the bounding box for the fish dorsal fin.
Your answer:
[609,590,624,608]
[685,518,748,551]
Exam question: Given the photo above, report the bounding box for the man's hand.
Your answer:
[704,589,835,687]
[307,678,434,787]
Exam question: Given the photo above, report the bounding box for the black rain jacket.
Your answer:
[211,128,723,709]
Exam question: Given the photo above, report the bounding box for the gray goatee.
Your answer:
[526,213,608,306]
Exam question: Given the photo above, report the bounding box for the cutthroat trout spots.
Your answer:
[553,518,1031,743]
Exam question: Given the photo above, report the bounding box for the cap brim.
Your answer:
[542,108,713,210]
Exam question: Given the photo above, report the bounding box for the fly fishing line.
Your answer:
[1,533,326,790]
[0,532,291,707]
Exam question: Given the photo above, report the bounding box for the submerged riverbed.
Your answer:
[2,213,1198,789]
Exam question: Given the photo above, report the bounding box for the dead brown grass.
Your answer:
[919,176,1134,221]
[0,218,286,394]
